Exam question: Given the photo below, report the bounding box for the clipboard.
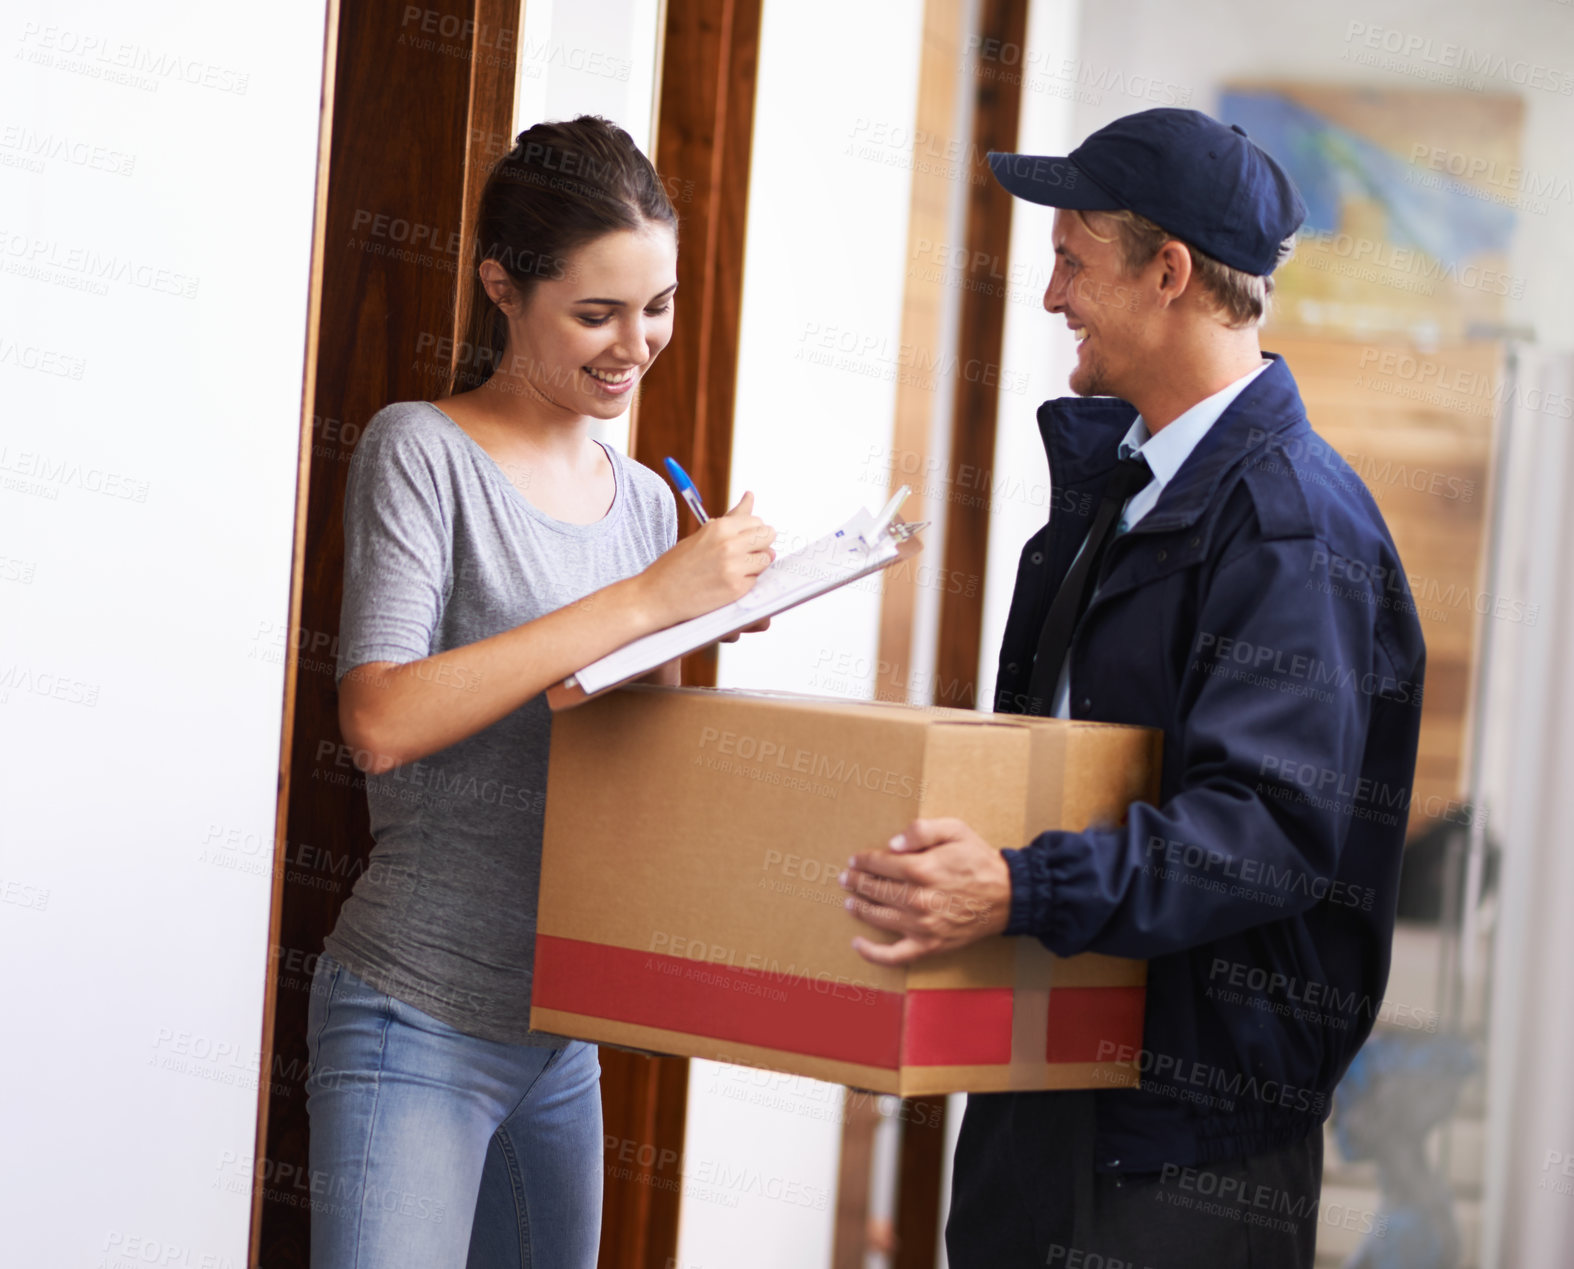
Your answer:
[547,489,926,710]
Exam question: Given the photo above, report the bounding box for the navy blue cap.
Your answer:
[987,108,1307,277]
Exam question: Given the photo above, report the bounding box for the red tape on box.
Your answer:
[534,935,906,1068]
[902,988,1014,1066]
[535,937,1145,1073]
[1044,985,1146,1064]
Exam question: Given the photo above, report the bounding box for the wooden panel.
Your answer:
[933,0,1030,713]
[452,0,528,360]
[1266,334,1500,834]
[597,1047,691,1269]
[874,0,967,705]
[254,3,520,1265]
[830,1092,881,1269]
[892,1097,949,1269]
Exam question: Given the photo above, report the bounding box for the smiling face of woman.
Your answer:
[484,224,679,422]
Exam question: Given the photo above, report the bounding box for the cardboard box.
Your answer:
[531,686,1160,1095]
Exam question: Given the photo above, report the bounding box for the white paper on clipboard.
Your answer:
[550,489,924,707]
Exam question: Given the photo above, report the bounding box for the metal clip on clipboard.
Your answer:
[857,484,930,550]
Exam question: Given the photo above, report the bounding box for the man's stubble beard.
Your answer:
[1070,349,1116,398]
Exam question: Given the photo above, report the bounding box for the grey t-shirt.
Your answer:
[327,399,676,1045]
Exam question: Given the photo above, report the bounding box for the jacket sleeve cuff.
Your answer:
[1001,844,1048,937]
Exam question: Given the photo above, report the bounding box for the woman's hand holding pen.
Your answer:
[640,491,776,625]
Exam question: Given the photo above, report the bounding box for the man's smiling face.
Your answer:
[1043,208,1154,400]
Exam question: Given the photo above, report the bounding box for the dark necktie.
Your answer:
[1026,455,1153,712]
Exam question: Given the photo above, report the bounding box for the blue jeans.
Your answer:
[304,954,603,1268]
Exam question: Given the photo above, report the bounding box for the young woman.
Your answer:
[304,116,774,1269]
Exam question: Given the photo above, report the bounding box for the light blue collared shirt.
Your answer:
[1049,359,1271,718]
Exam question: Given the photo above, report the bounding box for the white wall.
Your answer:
[0,1,327,1264]
[715,1,927,704]
[515,0,660,151]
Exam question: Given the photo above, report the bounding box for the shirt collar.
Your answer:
[1117,359,1272,487]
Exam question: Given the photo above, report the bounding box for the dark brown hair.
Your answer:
[447,115,677,394]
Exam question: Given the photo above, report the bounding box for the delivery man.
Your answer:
[840,108,1426,1267]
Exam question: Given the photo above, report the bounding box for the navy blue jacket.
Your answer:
[994,354,1426,1171]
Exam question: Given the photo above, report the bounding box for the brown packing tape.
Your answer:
[915,720,1032,848]
[991,715,1161,834]
[1009,937,1056,1090]
[1010,717,1070,838]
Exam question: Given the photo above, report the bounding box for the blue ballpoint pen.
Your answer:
[664,457,710,524]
